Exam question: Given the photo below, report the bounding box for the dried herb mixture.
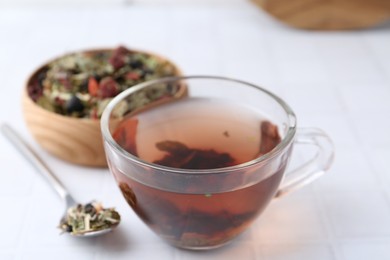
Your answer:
[59,202,120,235]
[28,46,178,118]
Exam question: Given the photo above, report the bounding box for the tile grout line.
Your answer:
[312,188,344,260]
[309,35,356,260]
[340,96,390,194]
[328,34,389,191]
[358,35,390,212]
[360,34,390,86]
[14,177,40,260]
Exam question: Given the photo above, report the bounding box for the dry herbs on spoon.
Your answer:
[60,201,120,235]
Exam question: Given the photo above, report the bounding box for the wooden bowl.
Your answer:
[22,48,184,167]
[252,0,390,30]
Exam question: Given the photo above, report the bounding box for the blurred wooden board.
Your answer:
[252,0,390,30]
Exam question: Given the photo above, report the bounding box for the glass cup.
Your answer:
[101,76,334,250]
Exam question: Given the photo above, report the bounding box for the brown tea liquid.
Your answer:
[112,98,285,248]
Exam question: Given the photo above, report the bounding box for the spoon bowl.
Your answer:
[1,123,120,237]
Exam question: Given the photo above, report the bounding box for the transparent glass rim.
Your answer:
[101,75,297,175]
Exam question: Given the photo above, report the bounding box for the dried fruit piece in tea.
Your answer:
[259,121,281,155]
[118,182,149,222]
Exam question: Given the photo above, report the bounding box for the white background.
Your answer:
[1,0,390,259]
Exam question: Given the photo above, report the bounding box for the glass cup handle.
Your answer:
[275,128,334,198]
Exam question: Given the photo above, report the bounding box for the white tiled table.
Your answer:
[1,1,390,259]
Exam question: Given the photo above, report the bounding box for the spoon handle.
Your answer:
[1,123,71,201]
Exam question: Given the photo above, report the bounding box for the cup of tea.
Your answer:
[100,76,334,250]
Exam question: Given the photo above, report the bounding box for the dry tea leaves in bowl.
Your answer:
[28,46,178,119]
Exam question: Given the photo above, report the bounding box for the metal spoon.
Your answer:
[1,123,119,237]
